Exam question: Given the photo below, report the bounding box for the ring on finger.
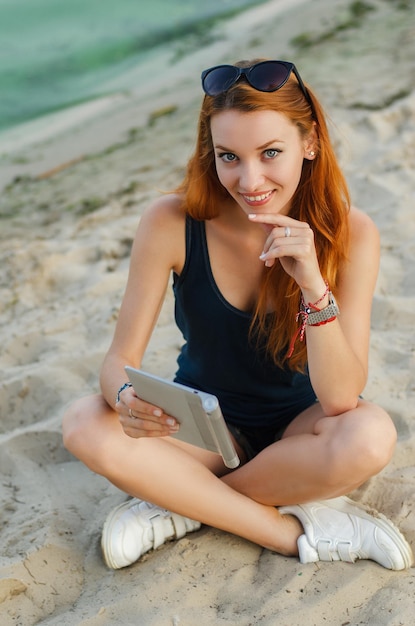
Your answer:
[284,226,291,238]
[128,408,136,419]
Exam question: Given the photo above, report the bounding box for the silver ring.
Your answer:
[284,226,291,238]
[129,408,135,419]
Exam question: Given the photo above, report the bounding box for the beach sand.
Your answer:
[1,0,415,624]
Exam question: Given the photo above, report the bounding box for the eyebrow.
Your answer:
[214,139,285,151]
[258,139,285,149]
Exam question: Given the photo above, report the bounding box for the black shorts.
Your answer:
[227,423,289,461]
[226,393,321,461]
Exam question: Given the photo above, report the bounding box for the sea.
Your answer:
[0,0,267,133]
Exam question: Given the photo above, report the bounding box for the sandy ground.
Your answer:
[1,0,415,624]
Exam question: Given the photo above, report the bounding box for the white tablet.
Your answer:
[125,367,240,469]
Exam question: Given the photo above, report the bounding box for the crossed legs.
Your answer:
[62,394,396,556]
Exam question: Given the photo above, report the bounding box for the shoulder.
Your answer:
[132,193,187,274]
[349,206,379,247]
[139,193,186,228]
[136,193,187,239]
[342,207,380,286]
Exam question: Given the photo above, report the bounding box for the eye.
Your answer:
[218,152,238,163]
[263,148,281,159]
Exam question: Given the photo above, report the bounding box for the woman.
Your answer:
[62,59,413,570]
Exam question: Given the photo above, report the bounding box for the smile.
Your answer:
[241,191,273,203]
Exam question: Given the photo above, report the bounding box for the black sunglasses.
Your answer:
[201,60,314,114]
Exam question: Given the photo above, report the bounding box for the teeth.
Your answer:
[244,191,272,202]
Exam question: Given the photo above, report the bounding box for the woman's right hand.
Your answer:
[115,386,180,439]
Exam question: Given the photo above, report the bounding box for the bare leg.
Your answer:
[223,400,397,505]
[62,395,396,555]
[62,395,302,555]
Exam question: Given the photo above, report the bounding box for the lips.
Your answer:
[241,190,274,205]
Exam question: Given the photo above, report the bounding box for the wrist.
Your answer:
[286,281,338,358]
[301,280,329,311]
[116,381,132,404]
[304,291,339,326]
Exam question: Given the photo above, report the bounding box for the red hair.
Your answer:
[175,62,350,371]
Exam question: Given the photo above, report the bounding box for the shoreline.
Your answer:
[2,0,412,195]
[0,0,270,133]
[1,0,415,624]
[0,0,310,193]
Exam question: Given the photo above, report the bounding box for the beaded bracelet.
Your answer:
[287,282,338,357]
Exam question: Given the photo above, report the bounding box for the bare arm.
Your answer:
[304,210,380,414]
[251,208,380,416]
[99,195,186,429]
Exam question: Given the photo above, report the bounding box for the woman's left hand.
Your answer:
[249,213,322,291]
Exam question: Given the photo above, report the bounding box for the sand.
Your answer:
[1,0,415,624]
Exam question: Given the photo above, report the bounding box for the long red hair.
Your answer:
[175,61,350,371]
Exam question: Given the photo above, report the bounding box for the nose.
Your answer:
[239,161,265,192]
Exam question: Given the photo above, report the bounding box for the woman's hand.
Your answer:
[249,213,323,295]
[115,386,180,439]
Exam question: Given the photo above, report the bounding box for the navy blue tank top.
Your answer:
[173,217,316,430]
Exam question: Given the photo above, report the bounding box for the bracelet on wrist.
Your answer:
[307,314,338,327]
[305,280,330,310]
[116,382,132,404]
[287,284,339,358]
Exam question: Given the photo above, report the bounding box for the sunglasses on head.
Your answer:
[201,60,314,114]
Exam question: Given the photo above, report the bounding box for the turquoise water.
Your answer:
[0,0,266,132]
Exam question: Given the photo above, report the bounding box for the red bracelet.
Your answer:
[305,281,329,311]
[287,281,331,358]
[308,315,337,327]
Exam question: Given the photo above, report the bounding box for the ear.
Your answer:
[303,123,318,160]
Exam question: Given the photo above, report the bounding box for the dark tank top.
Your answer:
[173,217,316,430]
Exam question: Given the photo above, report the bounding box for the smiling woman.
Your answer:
[211,109,311,216]
[62,57,413,572]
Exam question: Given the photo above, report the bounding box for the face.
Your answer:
[210,109,314,217]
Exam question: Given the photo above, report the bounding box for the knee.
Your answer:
[322,403,397,487]
[355,404,397,473]
[62,394,104,458]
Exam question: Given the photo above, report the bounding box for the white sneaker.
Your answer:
[101,499,201,569]
[279,496,413,570]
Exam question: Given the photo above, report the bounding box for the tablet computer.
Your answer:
[125,367,240,469]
